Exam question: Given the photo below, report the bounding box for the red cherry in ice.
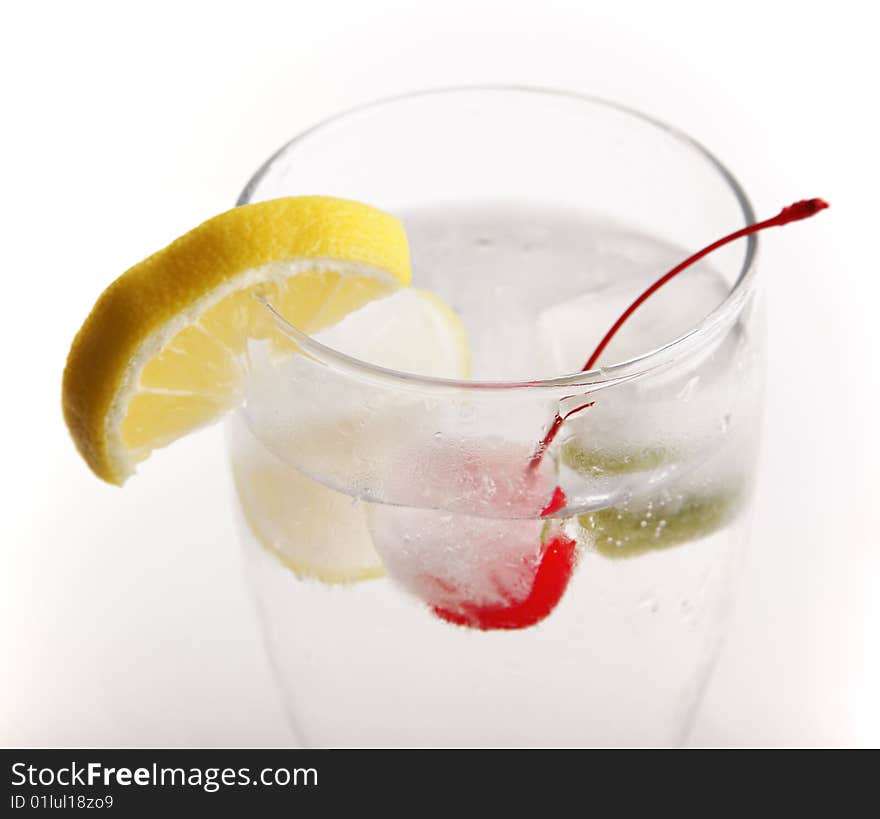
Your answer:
[433,198,829,631]
[432,488,577,630]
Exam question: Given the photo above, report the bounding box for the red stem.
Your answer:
[529,198,829,471]
[527,402,594,472]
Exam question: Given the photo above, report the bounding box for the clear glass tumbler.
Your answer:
[228,87,762,747]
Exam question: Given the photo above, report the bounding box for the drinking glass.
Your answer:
[228,87,761,747]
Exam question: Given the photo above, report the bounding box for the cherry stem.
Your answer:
[528,402,594,472]
[529,198,829,472]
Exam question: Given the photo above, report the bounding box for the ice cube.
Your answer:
[537,263,731,374]
[366,437,559,611]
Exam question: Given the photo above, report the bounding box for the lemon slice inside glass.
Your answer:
[230,288,472,583]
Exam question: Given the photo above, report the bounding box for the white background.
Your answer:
[2,0,877,747]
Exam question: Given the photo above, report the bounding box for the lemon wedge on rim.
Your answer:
[62,196,410,485]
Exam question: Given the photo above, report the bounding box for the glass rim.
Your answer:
[238,85,758,394]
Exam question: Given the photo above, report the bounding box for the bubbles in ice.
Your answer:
[366,436,559,611]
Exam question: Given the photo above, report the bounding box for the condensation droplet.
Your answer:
[639,594,660,614]
[677,375,701,402]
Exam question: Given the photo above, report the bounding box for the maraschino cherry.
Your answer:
[433,199,829,630]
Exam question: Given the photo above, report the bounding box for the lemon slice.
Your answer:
[313,288,470,377]
[230,289,472,582]
[62,196,410,485]
[230,414,384,583]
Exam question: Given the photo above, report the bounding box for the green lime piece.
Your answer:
[578,492,740,559]
[560,440,667,476]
